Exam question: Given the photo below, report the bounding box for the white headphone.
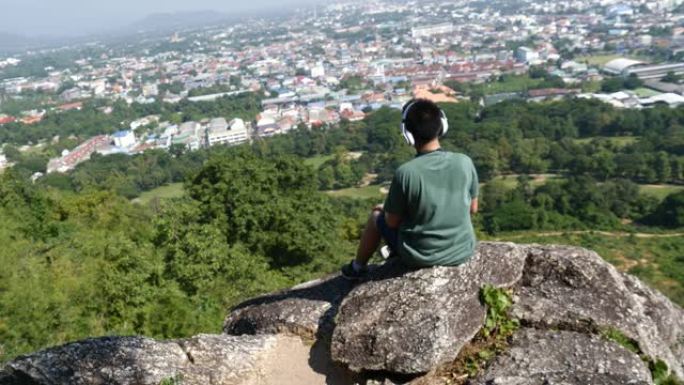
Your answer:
[400,100,449,146]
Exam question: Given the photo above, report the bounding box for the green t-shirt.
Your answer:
[384,150,479,267]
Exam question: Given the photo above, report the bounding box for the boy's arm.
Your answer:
[470,198,479,214]
[373,204,402,229]
[385,212,402,229]
[469,159,479,215]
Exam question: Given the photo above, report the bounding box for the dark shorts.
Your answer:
[375,211,399,252]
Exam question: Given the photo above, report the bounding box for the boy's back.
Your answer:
[384,150,479,267]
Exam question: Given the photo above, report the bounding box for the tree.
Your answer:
[484,199,537,233]
[318,166,335,190]
[601,77,625,93]
[654,151,672,183]
[624,74,643,89]
[645,191,684,228]
[186,151,339,267]
[662,71,681,84]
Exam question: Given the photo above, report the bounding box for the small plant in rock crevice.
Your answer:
[480,285,520,339]
[418,285,520,385]
[461,285,520,377]
[159,374,183,385]
[599,327,683,385]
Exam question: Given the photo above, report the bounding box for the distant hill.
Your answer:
[0,32,43,54]
[0,11,232,55]
[126,11,232,34]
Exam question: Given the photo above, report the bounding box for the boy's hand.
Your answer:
[470,198,479,215]
[372,204,384,212]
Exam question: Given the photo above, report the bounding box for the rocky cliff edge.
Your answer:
[2,242,683,385]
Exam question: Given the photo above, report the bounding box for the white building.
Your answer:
[603,58,645,76]
[515,47,540,63]
[411,23,454,38]
[207,118,249,147]
[142,83,159,97]
[179,121,201,136]
[311,63,325,78]
[113,130,136,148]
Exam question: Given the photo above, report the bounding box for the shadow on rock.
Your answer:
[224,259,415,384]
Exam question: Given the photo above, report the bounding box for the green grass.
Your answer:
[580,81,602,93]
[471,75,545,95]
[575,54,624,66]
[304,154,334,169]
[574,54,649,67]
[484,174,563,190]
[633,87,661,98]
[487,232,684,306]
[483,175,681,202]
[485,174,678,201]
[573,136,639,147]
[326,184,386,200]
[135,183,185,204]
[640,184,684,201]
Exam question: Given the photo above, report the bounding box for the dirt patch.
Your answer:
[346,152,364,161]
[360,173,378,187]
[256,335,356,385]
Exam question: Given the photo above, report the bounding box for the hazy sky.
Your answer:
[0,0,319,37]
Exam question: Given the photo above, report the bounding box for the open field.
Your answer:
[471,75,544,95]
[487,174,561,189]
[640,184,684,200]
[326,184,386,200]
[304,154,334,169]
[574,54,649,66]
[575,54,623,66]
[572,136,639,147]
[328,175,681,202]
[488,231,684,306]
[633,87,662,98]
[134,183,185,204]
[580,81,602,93]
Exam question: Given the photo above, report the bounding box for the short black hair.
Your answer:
[403,99,443,142]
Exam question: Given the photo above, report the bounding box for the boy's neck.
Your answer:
[415,139,441,154]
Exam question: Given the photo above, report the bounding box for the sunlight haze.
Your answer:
[0,0,321,37]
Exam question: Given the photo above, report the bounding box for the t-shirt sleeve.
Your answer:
[384,171,407,217]
[469,159,479,198]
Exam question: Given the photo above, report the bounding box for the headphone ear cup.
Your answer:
[401,122,415,146]
[440,110,449,137]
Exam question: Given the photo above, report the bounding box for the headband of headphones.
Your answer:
[400,100,449,146]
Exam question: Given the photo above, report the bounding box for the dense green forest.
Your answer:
[1,97,684,363]
[0,152,362,362]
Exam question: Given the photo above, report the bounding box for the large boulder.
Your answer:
[470,328,652,385]
[330,242,527,373]
[0,334,353,385]
[511,245,684,379]
[225,242,684,380]
[224,275,356,340]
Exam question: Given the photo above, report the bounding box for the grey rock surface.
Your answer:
[511,244,684,378]
[471,328,652,385]
[225,242,684,378]
[224,275,356,340]
[1,334,278,385]
[330,242,527,374]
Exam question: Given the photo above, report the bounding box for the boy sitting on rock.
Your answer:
[342,99,479,280]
